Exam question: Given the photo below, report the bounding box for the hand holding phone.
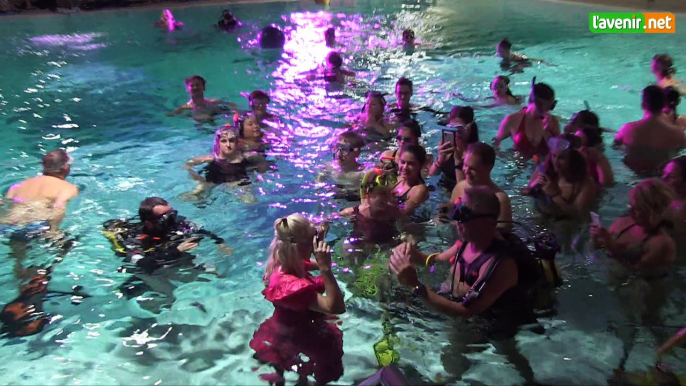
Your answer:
[590,212,601,226]
[441,129,455,145]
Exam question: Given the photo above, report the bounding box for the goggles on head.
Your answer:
[155,209,178,228]
[451,201,498,224]
[547,135,580,152]
[360,169,397,197]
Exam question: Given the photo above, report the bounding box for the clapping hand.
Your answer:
[389,243,421,288]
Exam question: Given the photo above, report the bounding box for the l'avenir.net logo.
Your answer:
[589,12,675,33]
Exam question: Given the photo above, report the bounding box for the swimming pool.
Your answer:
[1,0,685,384]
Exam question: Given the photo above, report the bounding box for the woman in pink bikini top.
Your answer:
[495,77,560,158]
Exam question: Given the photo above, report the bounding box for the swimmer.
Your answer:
[496,77,560,158]
[324,27,336,48]
[615,85,685,149]
[591,179,675,276]
[661,156,686,224]
[153,9,183,31]
[400,29,432,50]
[258,25,285,49]
[245,90,280,128]
[216,9,240,31]
[661,86,686,129]
[449,142,513,230]
[1,149,79,279]
[574,126,614,189]
[651,54,686,94]
[358,91,395,141]
[183,127,255,202]
[496,38,548,74]
[308,51,356,83]
[527,134,596,218]
[317,131,366,201]
[235,113,268,153]
[379,119,433,174]
[392,144,429,216]
[167,75,238,121]
[490,75,522,105]
[390,77,418,118]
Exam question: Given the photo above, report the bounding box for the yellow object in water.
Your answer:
[314,0,330,4]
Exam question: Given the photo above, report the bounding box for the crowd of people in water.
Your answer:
[2,6,686,386]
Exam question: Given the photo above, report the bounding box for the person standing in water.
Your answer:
[168,75,238,121]
[651,54,686,94]
[153,9,183,31]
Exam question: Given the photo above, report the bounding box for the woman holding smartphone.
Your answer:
[429,106,479,191]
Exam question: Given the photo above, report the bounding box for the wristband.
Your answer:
[425,253,438,267]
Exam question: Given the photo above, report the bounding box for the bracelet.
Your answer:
[425,253,439,267]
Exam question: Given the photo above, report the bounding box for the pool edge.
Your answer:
[0,0,300,19]
[538,0,686,15]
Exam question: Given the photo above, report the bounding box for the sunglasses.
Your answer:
[155,209,178,228]
[451,202,497,224]
[396,135,414,143]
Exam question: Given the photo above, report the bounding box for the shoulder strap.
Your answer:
[615,222,637,239]
[450,242,468,294]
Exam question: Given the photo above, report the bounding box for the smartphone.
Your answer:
[590,212,601,226]
[441,129,455,145]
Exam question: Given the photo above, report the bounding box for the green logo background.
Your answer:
[589,13,646,33]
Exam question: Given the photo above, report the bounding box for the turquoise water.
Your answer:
[1,0,686,384]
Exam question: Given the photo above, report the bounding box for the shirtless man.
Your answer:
[168,75,238,121]
[615,85,686,149]
[450,142,512,230]
[1,149,79,281]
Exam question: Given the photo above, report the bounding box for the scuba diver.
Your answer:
[102,197,232,311]
[217,9,241,32]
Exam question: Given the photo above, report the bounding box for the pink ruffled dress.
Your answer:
[250,269,344,384]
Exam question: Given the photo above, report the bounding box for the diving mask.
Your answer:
[451,201,498,224]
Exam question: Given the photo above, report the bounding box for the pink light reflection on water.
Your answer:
[29,33,107,51]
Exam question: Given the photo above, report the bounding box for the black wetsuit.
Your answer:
[103,216,224,274]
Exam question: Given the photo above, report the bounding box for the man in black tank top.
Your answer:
[389,186,520,317]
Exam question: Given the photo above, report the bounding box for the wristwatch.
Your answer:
[412,284,428,298]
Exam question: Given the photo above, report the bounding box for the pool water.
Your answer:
[1,0,686,384]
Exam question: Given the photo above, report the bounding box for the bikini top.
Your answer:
[613,222,655,264]
[513,109,548,157]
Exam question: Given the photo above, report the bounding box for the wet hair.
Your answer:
[212,126,237,157]
[259,25,285,49]
[466,142,496,170]
[545,141,588,184]
[42,149,71,175]
[338,130,365,150]
[493,75,515,98]
[396,77,413,92]
[326,51,343,69]
[630,178,675,218]
[249,90,271,104]
[577,126,603,148]
[399,144,427,166]
[664,86,680,118]
[399,119,422,139]
[498,38,512,50]
[184,75,206,88]
[402,29,415,41]
[532,82,555,101]
[234,113,257,138]
[642,85,665,114]
[139,197,169,222]
[667,156,686,182]
[571,110,599,129]
[463,186,501,218]
[653,54,676,77]
[264,214,312,281]
[325,27,335,39]
[449,106,479,143]
[366,91,387,107]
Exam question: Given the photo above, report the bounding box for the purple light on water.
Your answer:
[30,33,107,50]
